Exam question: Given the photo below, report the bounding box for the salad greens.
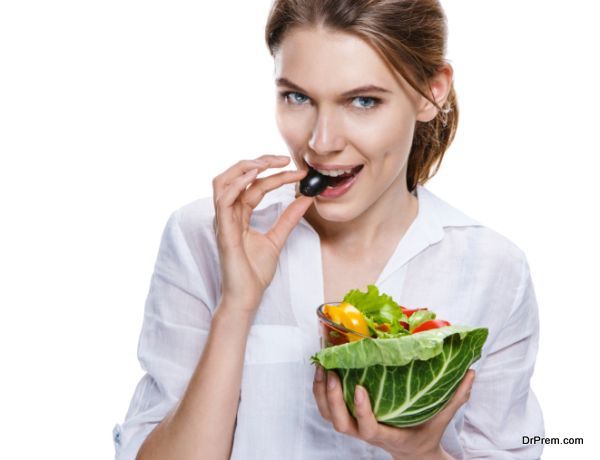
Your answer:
[313,285,489,427]
[407,309,436,332]
[342,284,438,337]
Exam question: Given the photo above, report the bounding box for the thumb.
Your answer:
[266,195,313,250]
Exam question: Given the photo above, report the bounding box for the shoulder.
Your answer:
[461,226,527,266]
[172,196,214,236]
[419,188,534,330]
[420,186,528,272]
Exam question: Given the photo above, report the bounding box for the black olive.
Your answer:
[300,167,330,196]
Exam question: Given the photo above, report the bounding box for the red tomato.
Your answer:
[411,319,451,334]
[402,307,428,318]
[399,321,409,330]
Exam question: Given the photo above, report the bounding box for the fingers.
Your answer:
[313,365,332,420]
[212,155,298,241]
[242,168,308,209]
[431,369,475,428]
[352,385,385,443]
[312,367,476,450]
[313,368,391,446]
[324,371,359,437]
[216,168,259,210]
[313,367,375,438]
[265,194,313,250]
[213,168,259,243]
[212,155,290,207]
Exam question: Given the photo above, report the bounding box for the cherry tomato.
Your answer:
[401,307,429,318]
[411,319,451,334]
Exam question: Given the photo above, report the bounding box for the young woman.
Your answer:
[114,1,544,459]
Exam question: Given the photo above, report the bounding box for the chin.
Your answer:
[313,199,364,223]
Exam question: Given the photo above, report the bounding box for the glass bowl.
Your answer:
[316,302,372,348]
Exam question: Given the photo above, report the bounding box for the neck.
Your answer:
[302,177,419,252]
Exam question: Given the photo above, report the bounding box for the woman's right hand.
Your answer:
[212,154,312,315]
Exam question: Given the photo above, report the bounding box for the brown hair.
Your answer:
[265,0,458,192]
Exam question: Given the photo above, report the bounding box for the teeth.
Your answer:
[315,168,353,177]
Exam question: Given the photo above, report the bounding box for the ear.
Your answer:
[416,63,454,123]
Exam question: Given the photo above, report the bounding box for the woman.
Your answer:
[113,1,544,458]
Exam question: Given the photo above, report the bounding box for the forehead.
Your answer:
[274,26,406,95]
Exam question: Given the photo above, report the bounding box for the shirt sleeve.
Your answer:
[113,209,215,460]
[459,255,545,459]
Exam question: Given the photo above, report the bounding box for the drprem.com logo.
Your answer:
[522,436,583,445]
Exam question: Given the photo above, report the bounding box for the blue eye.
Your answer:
[352,96,378,109]
[278,91,382,111]
[280,91,309,105]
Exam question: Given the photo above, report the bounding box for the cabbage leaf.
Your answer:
[311,325,488,427]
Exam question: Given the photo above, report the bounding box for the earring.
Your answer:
[439,102,452,127]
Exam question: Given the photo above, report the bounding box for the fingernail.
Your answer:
[327,372,336,389]
[354,386,364,405]
[315,366,324,382]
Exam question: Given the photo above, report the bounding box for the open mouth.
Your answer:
[305,162,364,188]
[325,165,364,188]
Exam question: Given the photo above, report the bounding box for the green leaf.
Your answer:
[343,284,405,334]
[343,284,399,314]
[311,325,489,427]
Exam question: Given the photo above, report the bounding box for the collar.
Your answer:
[415,184,481,230]
[270,182,480,231]
[268,183,481,282]
[373,185,481,283]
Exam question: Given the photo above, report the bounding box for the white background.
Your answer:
[1,1,598,459]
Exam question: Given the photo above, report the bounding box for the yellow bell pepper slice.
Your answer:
[323,302,370,342]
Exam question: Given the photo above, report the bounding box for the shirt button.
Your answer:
[112,424,122,446]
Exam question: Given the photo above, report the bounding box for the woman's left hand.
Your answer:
[313,366,475,460]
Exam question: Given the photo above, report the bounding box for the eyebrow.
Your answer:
[275,77,392,97]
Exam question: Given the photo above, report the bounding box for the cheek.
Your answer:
[350,115,415,167]
[349,102,415,147]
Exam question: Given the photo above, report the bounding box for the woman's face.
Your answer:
[274,26,440,223]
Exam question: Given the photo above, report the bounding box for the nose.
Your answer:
[308,107,346,155]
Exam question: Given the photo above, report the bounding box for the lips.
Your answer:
[319,167,362,198]
[305,161,363,182]
[304,159,363,172]
[326,165,363,183]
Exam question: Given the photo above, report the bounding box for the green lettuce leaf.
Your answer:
[311,325,488,427]
[408,309,436,332]
[343,284,407,335]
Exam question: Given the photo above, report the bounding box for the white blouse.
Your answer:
[113,183,545,459]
